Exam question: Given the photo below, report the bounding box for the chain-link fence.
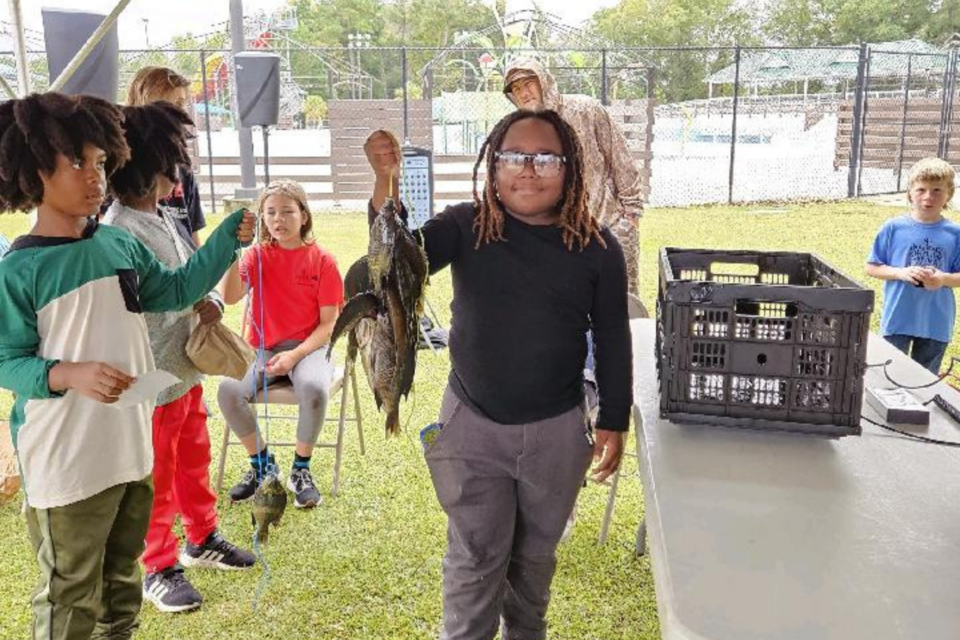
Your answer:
[3,43,956,212]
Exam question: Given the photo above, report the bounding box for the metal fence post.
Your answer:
[855,48,873,197]
[601,48,608,106]
[402,46,409,143]
[939,48,958,159]
[848,42,869,198]
[199,49,217,213]
[896,54,912,192]
[728,45,741,204]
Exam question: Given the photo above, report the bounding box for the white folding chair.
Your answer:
[215,355,365,496]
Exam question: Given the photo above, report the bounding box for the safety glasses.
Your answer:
[494,151,566,178]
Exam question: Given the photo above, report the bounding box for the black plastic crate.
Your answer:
[656,248,874,437]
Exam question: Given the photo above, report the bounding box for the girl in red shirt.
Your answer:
[218,180,343,508]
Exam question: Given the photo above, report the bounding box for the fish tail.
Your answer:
[385,408,401,436]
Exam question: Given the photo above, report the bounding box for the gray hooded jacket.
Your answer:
[103,201,222,405]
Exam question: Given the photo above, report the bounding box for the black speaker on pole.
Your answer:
[234,52,281,127]
[42,9,118,100]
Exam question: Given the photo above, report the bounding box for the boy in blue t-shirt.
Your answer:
[867,157,960,373]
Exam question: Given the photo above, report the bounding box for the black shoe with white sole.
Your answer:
[287,467,321,508]
[143,565,202,613]
[180,530,255,571]
[229,468,262,503]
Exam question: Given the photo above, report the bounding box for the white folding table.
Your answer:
[631,318,960,640]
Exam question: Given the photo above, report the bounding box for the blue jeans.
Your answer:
[884,334,949,374]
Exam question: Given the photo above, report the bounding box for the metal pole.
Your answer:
[8,0,29,95]
[401,47,409,143]
[230,0,259,199]
[200,50,217,214]
[848,43,869,198]
[49,0,133,92]
[856,50,873,198]
[941,49,958,159]
[601,49,608,106]
[938,51,952,158]
[0,75,16,100]
[728,45,741,205]
[262,127,270,187]
[896,55,912,192]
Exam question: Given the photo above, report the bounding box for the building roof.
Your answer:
[706,39,945,85]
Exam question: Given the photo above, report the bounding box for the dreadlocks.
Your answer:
[0,92,129,212]
[472,109,604,252]
[109,102,194,201]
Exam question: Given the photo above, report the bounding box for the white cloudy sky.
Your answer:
[5,0,622,49]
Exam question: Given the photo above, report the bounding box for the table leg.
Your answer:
[636,518,647,556]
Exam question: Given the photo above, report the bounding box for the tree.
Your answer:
[288,0,386,46]
[928,0,960,44]
[382,0,497,47]
[764,0,935,45]
[303,94,328,124]
[591,0,760,102]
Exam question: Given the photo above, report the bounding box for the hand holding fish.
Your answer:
[364,130,401,179]
[236,208,256,244]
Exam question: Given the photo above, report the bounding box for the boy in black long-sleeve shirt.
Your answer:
[365,113,632,640]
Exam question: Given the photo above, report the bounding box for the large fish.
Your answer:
[251,473,287,545]
[329,196,428,434]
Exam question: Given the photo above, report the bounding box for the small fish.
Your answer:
[251,473,287,545]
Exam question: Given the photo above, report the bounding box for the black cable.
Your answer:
[864,357,960,390]
[861,414,960,447]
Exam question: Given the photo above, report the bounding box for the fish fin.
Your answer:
[328,293,379,355]
[343,256,373,298]
[397,337,418,399]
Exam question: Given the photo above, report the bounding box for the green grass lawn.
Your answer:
[0,199,948,640]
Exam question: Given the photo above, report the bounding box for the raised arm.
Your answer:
[136,209,254,313]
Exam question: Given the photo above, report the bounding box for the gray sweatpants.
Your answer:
[217,340,335,446]
[425,386,594,640]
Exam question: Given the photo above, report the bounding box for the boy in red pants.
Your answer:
[104,101,255,613]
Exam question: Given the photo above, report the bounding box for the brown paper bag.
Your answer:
[0,420,21,504]
[185,321,256,380]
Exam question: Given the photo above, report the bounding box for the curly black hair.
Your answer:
[109,101,194,201]
[0,92,129,212]
[472,109,603,252]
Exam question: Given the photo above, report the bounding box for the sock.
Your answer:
[293,453,311,470]
[250,447,272,475]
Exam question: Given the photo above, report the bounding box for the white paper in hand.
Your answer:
[110,370,181,409]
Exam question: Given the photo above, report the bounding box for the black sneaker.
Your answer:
[143,565,202,613]
[230,454,278,503]
[287,467,321,508]
[180,530,256,571]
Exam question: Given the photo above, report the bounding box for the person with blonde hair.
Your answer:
[218,180,344,509]
[867,157,960,373]
[125,65,205,248]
